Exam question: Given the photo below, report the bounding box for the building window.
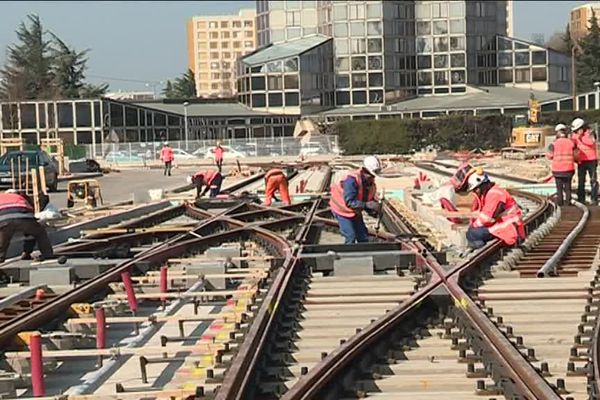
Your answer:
[268,76,283,90]
[351,38,366,54]
[498,37,512,51]
[434,71,448,85]
[498,53,512,67]
[223,52,231,59]
[268,93,283,107]
[449,2,465,17]
[367,21,382,36]
[499,69,513,83]
[251,76,266,90]
[210,42,218,49]
[222,42,229,49]
[351,22,365,36]
[209,21,218,29]
[417,21,431,35]
[449,19,465,34]
[211,72,220,80]
[418,55,432,69]
[284,58,298,72]
[210,32,219,39]
[416,2,431,18]
[349,4,365,19]
[211,83,220,90]
[252,94,266,107]
[515,52,530,66]
[418,71,432,85]
[222,32,230,39]
[367,3,381,18]
[432,2,448,18]
[244,20,253,27]
[244,41,254,47]
[284,75,299,89]
[334,23,348,37]
[434,55,448,68]
[434,37,448,52]
[433,21,448,35]
[245,30,253,38]
[210,62,220,69]
[352,73,367,88]
[352,90,367,104]
[287,11,301,26]
[451,70,465,84]
[368,55,382,70]
[450,36,465,51]
[336,57,350,71]
[351,56,366,70]
[532,51,547,65]
[267,61,282,73]
[367,38,382,53]
[336,91,351,105]
[233,21,242,28]
[221,21,229,28]
[368,73,383,87]
[417,37,432,53]
[559,66,568,81]
[336,74,350,88]
[211,52,219,59]
[233,41,241,49]
[532,67,547,81]
[285,92,299,106]
[515,69,530,83]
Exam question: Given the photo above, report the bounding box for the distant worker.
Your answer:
[192,170,223,199]
[329,156,381,244]
[571,118,598,205]
[0,190,53,262]
[160,143,174,177]
[547,124,578,206]
[465,169,525,249]
[211,142,225,172]
[264,168,291,206]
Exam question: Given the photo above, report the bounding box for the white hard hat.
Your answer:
[164,142,169,145]
[571,118,585,131]
[363,155,382,175]
[555,123,567,132]
[467,171,490,192]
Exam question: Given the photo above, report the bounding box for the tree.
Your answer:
[79,83,109,98]
[163,70,196,99]
[0,14,109,100]
[50,34,87,98]
[0,14,54,99]
[576,10,600,92]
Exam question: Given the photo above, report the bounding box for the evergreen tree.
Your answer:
[79,83,109,98]
[577,10,600,92]
[162,80,175,98]
[50,34,87,98]
[163,70,196,99]
[0,14,54,99]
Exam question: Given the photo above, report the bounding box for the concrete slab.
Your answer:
[186,262,226,290]
[30,266,75,286]
[333,257,374,276]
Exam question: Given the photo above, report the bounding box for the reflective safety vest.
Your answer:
[194,170,219,186]
[0,193,33,213]
[329,170,376,218]
[265,168,285,181]
[548,137,576,173]
[574,129,598,162]
[160,147,174,162]
[470,184,525,246]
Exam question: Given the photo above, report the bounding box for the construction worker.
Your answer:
[547,124,578,206]
[465,169,525,249]
[211,142,225,172]
[571,118,598,204]
[0,190,53,262]
[160,143,174,176]
[329,156,381,244]
[192,170,223,199]
[264,168,291,206]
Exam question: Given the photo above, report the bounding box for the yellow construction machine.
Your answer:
[501,96,554,160]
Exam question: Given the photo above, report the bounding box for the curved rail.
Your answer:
[282,190,558,400]
[537,201,588,277]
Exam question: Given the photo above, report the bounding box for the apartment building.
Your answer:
[570,2,600,42]
[187,9,257,98]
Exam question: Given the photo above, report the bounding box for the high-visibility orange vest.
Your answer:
[574,129,598,162]
[329,170,375,218]
[0,193,33,213]
[265,168,285,181]
[548,137,576,173]
[471,185,524,246]
[194,170,219,186]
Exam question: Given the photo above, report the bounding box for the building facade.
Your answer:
[247,0,570,111]
[570,2,600,42]
[187,9,257,98]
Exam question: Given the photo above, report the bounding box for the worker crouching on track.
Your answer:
[465,169,525,249]
[571,118,598,205]
[192,170,223,199]
[264,168,291,206]
[547,124,578,206]
[0,190,53,262]
[330,156,381,244]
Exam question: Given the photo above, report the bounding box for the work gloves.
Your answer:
[365,200,381,218]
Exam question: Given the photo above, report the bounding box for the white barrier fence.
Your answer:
[84,136,340,164]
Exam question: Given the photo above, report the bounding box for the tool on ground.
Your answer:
[374,188,385,235]
[67,179,103,209]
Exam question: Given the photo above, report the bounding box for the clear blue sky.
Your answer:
[0,1,591,92]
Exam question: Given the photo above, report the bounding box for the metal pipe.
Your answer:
[537,201,588,277]
[159,265,168,304]
[95,306,106,349]
[121,272,138,313]
[30,331,44,397]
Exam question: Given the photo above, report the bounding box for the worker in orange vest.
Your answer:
[211,142,225,172]
[192,170,223,199]
[0,190,54,262]
[264,168,291,206]
[571,118,598,204]
[329,156,381,244]
[547,124,578,206]
[160,143,174,176]
[465,169,525,249]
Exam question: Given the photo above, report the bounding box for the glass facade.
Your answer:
[250,0,569,110]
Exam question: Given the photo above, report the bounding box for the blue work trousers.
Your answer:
[334,213,368,244]
[466,226,494,249]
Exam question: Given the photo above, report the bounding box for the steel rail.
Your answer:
[537,201,588,277]
[214,199,321,400]
[0,205,290,348]
[416,160,538,185]
[282,190,557,400]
